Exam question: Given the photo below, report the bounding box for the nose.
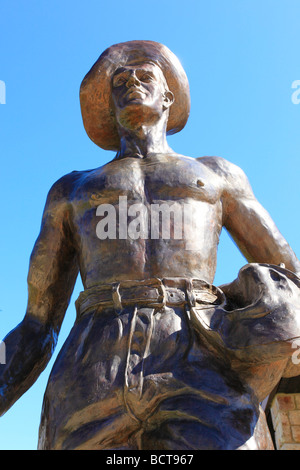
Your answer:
[126,72,141,88]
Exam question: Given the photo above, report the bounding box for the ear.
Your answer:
[163,90,174,110]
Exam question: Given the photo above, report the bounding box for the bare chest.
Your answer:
[70,155,224,283]
[76,155,222,208]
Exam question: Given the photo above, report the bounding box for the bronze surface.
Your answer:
[1,40,300,450]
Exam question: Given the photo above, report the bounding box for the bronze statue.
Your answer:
[1,40,300,450]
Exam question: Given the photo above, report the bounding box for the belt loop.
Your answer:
[186,278,196,307]
[112,282,122,314]
[157,278,166,306]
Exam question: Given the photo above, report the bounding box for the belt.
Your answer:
[75,277,225,319]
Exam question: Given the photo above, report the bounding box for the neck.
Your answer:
[115,118,173,159]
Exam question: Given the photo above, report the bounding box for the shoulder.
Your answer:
[47,170,82,200]
[197,156,253,197]
[42,170,86,217]
[197,156,246,179]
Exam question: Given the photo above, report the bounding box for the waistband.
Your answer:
[75,277,225,319]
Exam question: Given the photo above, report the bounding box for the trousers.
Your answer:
[38,264,300,450]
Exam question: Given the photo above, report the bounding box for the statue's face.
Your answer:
[111,62,173,129]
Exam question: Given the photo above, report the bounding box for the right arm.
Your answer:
[0,174,79,416]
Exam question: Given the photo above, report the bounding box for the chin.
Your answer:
[117,104,162,129]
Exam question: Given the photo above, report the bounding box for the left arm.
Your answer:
[200,157,300,386]
[215,157,300,275]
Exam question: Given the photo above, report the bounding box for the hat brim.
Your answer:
[80,40,191,151]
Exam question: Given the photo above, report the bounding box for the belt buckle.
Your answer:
[115,279,166,308]
[138,278,166,307]
[141,279,166,307]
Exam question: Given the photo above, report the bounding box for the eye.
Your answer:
[113,76,127,87]
[140,74,154,82]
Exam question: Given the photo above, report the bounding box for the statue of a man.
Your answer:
[1,41,300,450]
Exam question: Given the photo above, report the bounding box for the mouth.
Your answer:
[125,87,146,99]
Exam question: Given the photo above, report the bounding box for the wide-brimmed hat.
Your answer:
[80,40,191,150]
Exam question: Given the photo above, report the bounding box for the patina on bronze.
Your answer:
[80,40,190,150]
[1,40,300,450]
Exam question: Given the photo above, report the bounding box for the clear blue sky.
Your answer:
[0,0,299,449]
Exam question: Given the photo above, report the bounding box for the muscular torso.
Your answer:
[29,154,300,448]
[30,153,300,449]
[70,153,224,287]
